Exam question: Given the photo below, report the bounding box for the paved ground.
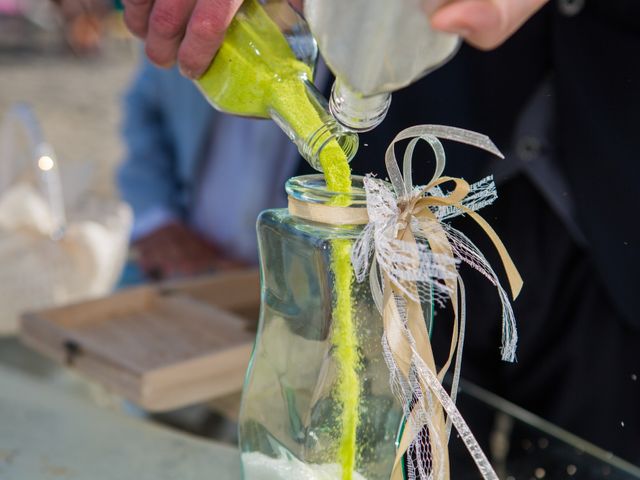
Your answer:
[0,15,138,198]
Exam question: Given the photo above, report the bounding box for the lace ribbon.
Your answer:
[287,125,523,480]
[358,125,522,480]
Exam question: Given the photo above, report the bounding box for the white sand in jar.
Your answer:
[241,452,368,480]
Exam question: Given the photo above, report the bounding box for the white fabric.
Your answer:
[0,183,131,334]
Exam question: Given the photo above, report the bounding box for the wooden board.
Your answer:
[19,269,260,412]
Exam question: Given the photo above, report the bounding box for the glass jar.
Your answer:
[196,0,358,171]
[239,175,432,479]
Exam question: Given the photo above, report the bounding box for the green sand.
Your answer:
[198,2,359,478]
[197,0,351,189]
[330,238,360,480]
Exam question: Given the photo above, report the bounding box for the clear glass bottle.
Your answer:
[196,0,358,171]
[239,175,433,479]
[304,0,460,132]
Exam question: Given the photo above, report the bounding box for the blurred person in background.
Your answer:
[118,55,303,280]
[118,0,545,281]
[51,0,114,53]
[118,0,640,467]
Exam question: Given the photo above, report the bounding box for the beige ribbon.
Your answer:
[289,125,522,480]
[288,196,368,225]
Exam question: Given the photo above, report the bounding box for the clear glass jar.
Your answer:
[196,0,358,171]
[239,175,432,479]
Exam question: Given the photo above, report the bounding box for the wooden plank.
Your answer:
[41,286,155,328]
[21,312,143,402]
[19,269,261,411]
[208,392,243,421]
[141,343,253,411]
[163,269,260,312]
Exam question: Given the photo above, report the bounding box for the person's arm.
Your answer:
[118,59,246,279]
[117,57,182,232]
[118,58,185,278]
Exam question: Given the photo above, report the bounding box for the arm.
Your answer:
[118,58,246,279]
[117,56,182,237]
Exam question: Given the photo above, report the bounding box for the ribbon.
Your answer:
[287,125,522,480]
[353,125,522,480]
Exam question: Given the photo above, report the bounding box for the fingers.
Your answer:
[123,0,154,38]
[430,0,549,50]
[145,0,196,67]
[124,0,243,77]
[177,0,244,78]
[288,0,303,13]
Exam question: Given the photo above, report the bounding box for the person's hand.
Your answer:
[51,0,110,54]
[132,222,245,280]
[122,0,244,78]
[430,0,549,50]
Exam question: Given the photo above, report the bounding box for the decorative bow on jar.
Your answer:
[350,125,523,480]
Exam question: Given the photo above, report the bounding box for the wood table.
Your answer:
[0,364,242,480]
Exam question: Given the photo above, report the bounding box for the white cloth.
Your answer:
[0,183,131,334]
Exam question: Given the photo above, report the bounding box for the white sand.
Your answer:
[241,452,368,480]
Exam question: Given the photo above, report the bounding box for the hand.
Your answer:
[132,222,245,280]
[122,0,244,78]
[51,0,110,54]
[430,0,549,50]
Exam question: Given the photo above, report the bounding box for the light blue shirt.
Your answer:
[191,116,299,262]
[125,60,330,264]
[129,116,298,263]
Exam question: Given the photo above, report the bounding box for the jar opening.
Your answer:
[286,174,368,206]
[302,117,359,172]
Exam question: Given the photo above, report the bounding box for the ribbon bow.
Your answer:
[350,125,523,480]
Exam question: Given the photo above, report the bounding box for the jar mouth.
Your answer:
[286,175,368,206]
[302,117,359,172]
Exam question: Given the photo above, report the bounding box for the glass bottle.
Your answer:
[239,175,433,479]
[304,0,460,132]
[196,0,358,172]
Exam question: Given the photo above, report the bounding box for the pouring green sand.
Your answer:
[197,0,351,191]
[330,237,361,480]
[197,1,360,478]
[198,0,360,480]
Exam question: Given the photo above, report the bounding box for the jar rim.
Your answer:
[285,174,368,206]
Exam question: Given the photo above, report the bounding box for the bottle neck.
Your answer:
[269,80,359,172]
[329,79,391,133]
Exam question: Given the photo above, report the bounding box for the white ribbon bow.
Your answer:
[350,125,523,480]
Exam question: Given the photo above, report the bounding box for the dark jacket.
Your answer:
[300,0,640,327]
